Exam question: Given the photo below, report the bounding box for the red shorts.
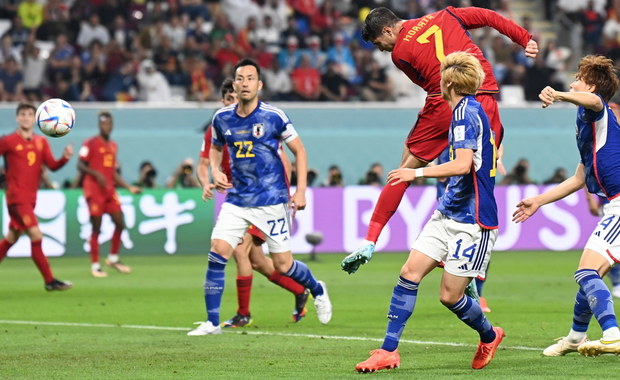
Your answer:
[86,190,122,217]
[8,203,38,231]
[406,93,503,162]
[247,224,266,242]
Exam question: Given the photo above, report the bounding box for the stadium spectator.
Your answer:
[304,35,327,70]
[278,35,302,73]
[259,0,289,32]
[279,15,307,50]
[359,162,384,186]
[137,59,172,102]
[166,157,200,188]
[0,34,21,65]
[500,158,536,185]
[22,43,45,101]
[321,165,344,187]
[543,167,568,184]
[290,54,321,100]
[47,33,75,82]
[77,14,110,50]
[237,16,260,54]
[180,0,210,21]
[262,58,292,100]
[326,32,356,82]
[187,58,214,102]
[6,15,31,50]
[164,14,187,51]
[17,0,43,30]
[101,62,137,102]
[0,56,24,101]
[319,60,348,101]
[359,57,394,101]
[257,14,281,54]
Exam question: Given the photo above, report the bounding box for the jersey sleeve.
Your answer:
[211,116,225,147]
[78,139,91,162]
[0,136,8,155]
[578,94,606,123]
[448,6,531,47]
[200,127,213,158]
[451,113,480,151]
[42,138,68,171]
[278,111,298,143]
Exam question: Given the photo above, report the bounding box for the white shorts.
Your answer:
[412,210,498,279]
[211,202,291,253]
[584,200,620,265]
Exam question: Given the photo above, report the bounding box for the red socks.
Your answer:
[111,229,122,255]
[0,238,13,262]
[365,181,409,243]
[268,270,305,295]
[90,233,100,263]
[31,239,54,283]
[236,275,253,316]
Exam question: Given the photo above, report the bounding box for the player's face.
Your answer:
[570,77,595,93]
[234,65,263,102]
[371,27,397,52]
[16,109,35,130]
[221,91,238,106]
[99,117,113,138]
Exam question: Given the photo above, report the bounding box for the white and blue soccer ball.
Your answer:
[36,98,75,137]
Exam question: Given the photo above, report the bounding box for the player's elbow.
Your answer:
[454,162,471,175]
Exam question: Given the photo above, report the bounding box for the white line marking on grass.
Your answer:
[0,320,540,351]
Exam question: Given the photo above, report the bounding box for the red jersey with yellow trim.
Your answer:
[392,6,531,96]
[201,126,232,181]
[79,136,117,197]
[0,132,68,204]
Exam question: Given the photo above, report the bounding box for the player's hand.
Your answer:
[512,197,541,223]
[341,249,373,274]
[128,185,141,194]
[212,171,232,192]
[290,191,306,217]
[498,160,507,176]
[202,183,215,201]
[539,86,557,108]
[387,168,416,186]
[525,39,538,58]
[63,144,74,159]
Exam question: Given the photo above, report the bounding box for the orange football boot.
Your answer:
[472,326,505,369]
[355,349,400,373]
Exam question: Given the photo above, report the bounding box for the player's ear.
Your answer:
[258,79,263,91]
[382,26,391,36]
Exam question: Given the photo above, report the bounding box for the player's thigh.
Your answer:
[406,97,452,162]
[439,271,473,305]
[477,93,503,147]
[443,219,498,280]
[583,212,620,271]
[406,211,449,281]
[578,248,613,275]
[211,203,251,256]
[246,203,292,254]
[7,203,38,231]
[86,195,105,218]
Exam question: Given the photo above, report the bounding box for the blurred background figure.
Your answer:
[166,158,200,188]
[134,161,158,188]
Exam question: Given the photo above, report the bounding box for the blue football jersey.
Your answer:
[435,146,450,200]
[211,101,297,207]
[437,96,498,228]
[576,95,620,200]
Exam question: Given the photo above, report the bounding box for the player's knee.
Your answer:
[439,293,461,307]
[399,265,422,283]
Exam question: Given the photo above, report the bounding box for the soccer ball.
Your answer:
[36,98,75,137]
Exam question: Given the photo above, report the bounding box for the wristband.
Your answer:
[415,168,424,178]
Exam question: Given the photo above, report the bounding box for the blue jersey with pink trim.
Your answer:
[437,96,498,228]
[577,95,620,200]
[211,101,297,207]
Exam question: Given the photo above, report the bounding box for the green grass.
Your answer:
[0,251,618,379]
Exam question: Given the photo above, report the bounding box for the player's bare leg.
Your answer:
[88,215,107,277]
[343,148,427,274]
[271,251,331,324]
[222,234,254,328]
[105,211,131,274]
[249,239,309,322]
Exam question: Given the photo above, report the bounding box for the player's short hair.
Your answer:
[98,110,112,122]
[234,58,261,80]
[220,78,234,98]
[362,7,401,42]
[16,102,36,115]
[440,52,485,96]
[576,55,620,102]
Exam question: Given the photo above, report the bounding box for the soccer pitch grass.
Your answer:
[1,251,618,379]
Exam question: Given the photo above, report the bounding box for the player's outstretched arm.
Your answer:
[196,156,215,201]
[388,149,473,185]
[539,86,603,111]
[43,141,72,171]
[114,171,141,194]
[513,164,586,223]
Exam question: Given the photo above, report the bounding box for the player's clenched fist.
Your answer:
[539,86,557,108]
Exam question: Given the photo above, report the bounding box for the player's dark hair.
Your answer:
[577,55,620,102]
[362,7,401,42]
[220,78,234,98]
[16,102,36,115]
[234,58,261,79]
[98,110,112,122]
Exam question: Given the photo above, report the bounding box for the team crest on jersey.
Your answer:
[252,123,265,138]
[16,144,23,151]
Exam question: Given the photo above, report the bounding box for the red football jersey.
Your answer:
[0,132,68,204]
[201,125,232,181]
[392,6,531,96]
[79,136,117,197]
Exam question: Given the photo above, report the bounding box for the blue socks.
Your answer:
[572,288,593,333]
[575,269,618,332]
[448,295,496,343]
[205,251,228,325]
[381,277,418,352]
[285,260,323,296]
